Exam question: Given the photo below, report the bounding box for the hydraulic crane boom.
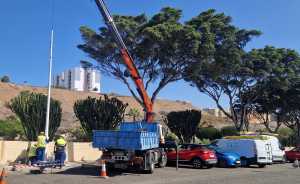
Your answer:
[94,0,154,122]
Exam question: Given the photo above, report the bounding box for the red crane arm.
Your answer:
[94,0,154,122]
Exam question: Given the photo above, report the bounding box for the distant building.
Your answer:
[53,65,101,93]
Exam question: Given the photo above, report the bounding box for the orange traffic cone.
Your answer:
[100,160,108,179]
[0,168,7,184]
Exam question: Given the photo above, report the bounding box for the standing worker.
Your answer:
[54,135,66,167]
[36,132,47,161]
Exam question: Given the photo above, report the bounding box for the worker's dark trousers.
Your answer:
[55,150,66,164]
[29,156,37,165]
[36,147,45,161]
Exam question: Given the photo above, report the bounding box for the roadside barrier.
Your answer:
[0,168,7,184]
[100,160,108,179]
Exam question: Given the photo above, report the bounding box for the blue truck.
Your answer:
[93,122,167,173]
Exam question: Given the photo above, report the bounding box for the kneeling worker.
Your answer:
[54,135,67,167]
[28,144,37,165]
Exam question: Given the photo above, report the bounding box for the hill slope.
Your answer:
[0,82,206,128]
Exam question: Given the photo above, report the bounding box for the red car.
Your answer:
[167,144,217,169]
[285,147,300,162]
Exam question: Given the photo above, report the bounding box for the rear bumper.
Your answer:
[223,159,241,167]
[272,155,285,162]
[204,159,218,165]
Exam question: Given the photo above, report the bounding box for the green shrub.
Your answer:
[197,127,221,140]
[0,117,25,140]
[221,126,239,136]
[277,127,295,147]
[224,135,268,140]
[199,138,211,145]
[165,132,179,143]
[193,137,211,145]
[278,127,294,137]
[68,127,91,142]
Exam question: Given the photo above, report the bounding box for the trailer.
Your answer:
[93,122,167,173]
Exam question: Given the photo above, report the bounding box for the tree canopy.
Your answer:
[1,75,10,83]
[79,7,205,110]
[78,6,300,137]
[184,9,261,131]
[250,46,300,132]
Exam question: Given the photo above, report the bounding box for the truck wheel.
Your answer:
[158,153,167,168]
[145,162,155,174]
[192,158,203,169]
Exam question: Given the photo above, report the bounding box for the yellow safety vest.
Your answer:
[37,135,46,148]
[56,138,66,147]
[28,145,37,157]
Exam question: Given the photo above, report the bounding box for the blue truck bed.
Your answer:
[92,122,160,150]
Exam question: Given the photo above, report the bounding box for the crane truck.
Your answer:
[92,0,167,173]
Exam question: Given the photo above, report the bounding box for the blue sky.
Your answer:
[0,0,299,109]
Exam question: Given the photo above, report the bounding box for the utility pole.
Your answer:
[45,28,54,141]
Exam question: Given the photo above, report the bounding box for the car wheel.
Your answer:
[282,155,287,163]
[192,158,203,169]
[240,158,248,167]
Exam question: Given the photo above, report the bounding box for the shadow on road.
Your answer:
[55,166,145,177]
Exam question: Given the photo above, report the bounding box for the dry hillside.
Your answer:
[0,82,232,129]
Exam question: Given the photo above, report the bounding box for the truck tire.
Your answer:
[147,162,155,174]
[144,151,155,174]
[158,152,167,168]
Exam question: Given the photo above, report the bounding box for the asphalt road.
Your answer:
[6,164,300,184]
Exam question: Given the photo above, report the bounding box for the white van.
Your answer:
[215,139,273,167]
[261,135,285,162]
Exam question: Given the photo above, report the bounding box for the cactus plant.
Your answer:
[165,110,202,143]
[74,95,128,138]
[9,91,62,141]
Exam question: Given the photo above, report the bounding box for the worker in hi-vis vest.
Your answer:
[28,144,37,165]
[36,132,47,161]
[54,135,67,167]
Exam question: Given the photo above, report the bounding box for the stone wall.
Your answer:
[0,141,101,164]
